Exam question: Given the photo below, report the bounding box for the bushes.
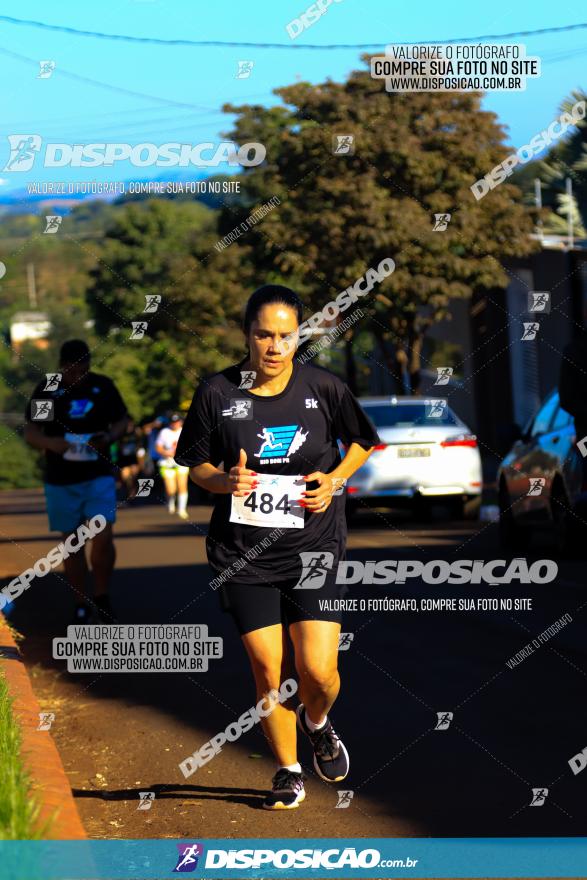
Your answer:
[0,426,42,490]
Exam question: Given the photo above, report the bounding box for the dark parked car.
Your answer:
[497,390,587,552]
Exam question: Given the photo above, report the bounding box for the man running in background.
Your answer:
[24,339,129,623]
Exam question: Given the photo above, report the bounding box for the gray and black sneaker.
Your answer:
[296,704,350,783]
[262,769,306,810]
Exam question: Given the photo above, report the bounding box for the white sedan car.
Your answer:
[345,396,483,520]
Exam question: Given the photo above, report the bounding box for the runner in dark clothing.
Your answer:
[176,285,379,810]
[24,339,128,623]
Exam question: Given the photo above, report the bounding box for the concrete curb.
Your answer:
[0,617,86,839]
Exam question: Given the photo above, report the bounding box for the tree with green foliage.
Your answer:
[0,425,42,489]
[225,58,537,391]
[85,199,254,405]
[513,90,587,239]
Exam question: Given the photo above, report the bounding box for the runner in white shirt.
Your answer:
[155,414,189,519]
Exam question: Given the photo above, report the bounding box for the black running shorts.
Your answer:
[218,569,347,636]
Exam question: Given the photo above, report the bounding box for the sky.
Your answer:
[0,0,585,193]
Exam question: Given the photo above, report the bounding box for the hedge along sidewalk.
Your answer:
[0,617,86,839]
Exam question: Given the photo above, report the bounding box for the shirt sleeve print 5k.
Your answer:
[176,360,380,585]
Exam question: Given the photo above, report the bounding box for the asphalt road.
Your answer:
[1,489,587,841]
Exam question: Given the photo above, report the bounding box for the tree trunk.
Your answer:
[373,326,405,394]
[406,319,428,394]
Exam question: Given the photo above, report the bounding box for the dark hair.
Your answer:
[242,285,303,335]
[59,339,90,365]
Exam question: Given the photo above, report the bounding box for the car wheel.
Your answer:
[564,501,587,558]
[498,482,526,551]
[550,478,586,557]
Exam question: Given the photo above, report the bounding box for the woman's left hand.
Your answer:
[301,471,336,513]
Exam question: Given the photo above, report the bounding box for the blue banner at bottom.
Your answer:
[0,837,585,879]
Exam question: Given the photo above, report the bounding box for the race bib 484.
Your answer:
[230,473,305,529]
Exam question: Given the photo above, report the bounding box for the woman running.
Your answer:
[156,414,190,519]
[175,285,379,810]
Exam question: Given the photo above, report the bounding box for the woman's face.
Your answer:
[247,303,299,377]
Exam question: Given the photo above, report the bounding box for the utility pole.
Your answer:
[26,262,37,308]
[566,177,574,249]
[534,178,542,238]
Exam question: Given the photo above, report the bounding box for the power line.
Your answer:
[0,45,218,111]
[0,15,586,48]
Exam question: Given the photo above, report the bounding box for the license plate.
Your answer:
[397,446,431,458]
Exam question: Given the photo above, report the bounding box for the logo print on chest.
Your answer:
[254,425,308,460]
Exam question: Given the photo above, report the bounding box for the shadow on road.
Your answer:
[3,501,587,836]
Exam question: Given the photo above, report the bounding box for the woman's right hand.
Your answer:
[227,448,258,496]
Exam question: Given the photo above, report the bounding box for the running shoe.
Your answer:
[262,769,306,810]
[296,704,349,782]
[177,509,189,520]
[168,500,176,514]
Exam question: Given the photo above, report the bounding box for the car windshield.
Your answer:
[363,402,458,427]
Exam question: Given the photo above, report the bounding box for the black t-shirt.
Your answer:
[175,359,380,584]
[25,372,128,485]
